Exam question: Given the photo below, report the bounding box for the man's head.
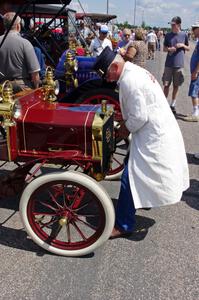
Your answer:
[93,46,125,82]
[3,12,21,32]
[192,22,199,38]
[99,24,109,40]
[169,16,181,33]
[122,28,131,42]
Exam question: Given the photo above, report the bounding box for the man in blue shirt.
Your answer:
[183,22,199,121]
[162,16,190,115]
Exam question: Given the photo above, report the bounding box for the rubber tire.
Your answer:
[19,171,115,257]
[76,88,119,105]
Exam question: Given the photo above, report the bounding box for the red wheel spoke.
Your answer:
[76,217,97,231]
[114,152,126,156]
[112,156,123,166]
[71,221,87,241]
[70,189,86,210]
[33,212,57,217]
[39,200,58,212]
[73,200,91,212]
[48,189,63,209]
[66,222,71,243]
[62,184,68,208]
[48,223,62,241]
[77,214,99,218]
[68,187,81,208]
[40,217,58,229]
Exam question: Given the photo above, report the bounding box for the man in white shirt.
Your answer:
[94,47,189,238]
[146,30,157,59]
[89,25,112,57]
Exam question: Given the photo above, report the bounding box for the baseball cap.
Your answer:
[100,24,109,33]
[93,46,116,78]
[169,16,181,25]
[192,21,199,29]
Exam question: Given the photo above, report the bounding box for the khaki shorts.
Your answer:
[148,42,156,52]
[162,67,184,87]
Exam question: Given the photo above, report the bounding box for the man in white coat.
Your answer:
[94,47,189,238]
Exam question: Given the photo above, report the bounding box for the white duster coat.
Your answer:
[118,62,189,209]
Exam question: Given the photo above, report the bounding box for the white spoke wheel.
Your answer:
[20,171,115,256]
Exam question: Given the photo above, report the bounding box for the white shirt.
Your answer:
[89,37,113,57]
[147,32,157,43]
[118,62,189,209]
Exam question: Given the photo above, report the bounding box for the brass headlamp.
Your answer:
[64,51,78,91]
[42,66,59,102]
[0,80,15,126]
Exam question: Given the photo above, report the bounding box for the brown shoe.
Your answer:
[109,227,133,239]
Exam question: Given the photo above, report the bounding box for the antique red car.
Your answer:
[0,78,119,256]
[0,0,128,256]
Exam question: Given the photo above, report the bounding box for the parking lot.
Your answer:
[0,45,198,300]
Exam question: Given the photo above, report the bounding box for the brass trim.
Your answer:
[6,126,12,161]
[48,147,63,152]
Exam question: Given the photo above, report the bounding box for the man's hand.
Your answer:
[116,122,130,140]
[31,71,40,89]
[168,46,176,53]
[176,43,190,51]
[118,47,126,56]
[176,43,185,49]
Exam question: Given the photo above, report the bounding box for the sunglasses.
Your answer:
[124,34,130,37]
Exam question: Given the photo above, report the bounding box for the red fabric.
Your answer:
[76,47,85,56]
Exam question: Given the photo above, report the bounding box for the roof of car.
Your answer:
[4,0,72,4]
[76,13,117,23]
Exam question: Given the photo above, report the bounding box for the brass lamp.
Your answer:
[64,51,78,91]
[42,66,59,102]
[0,80,15,126]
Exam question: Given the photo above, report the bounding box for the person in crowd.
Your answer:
[146,29,157,59]
[93,22,101,37]
[131,29,135,41]
[156,29,163,51]
[89,24,112,57]
[120,28,148,68]
[183,22,199,121]
[26,19,46,79]
[0,12,40,93]
[93,47,189,238]
[162,16,190,115]
[117,28,131,51]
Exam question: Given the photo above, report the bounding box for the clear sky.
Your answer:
[68,0,199,28]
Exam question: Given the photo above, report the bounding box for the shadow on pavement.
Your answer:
[182,179,199,211]
[0,224,95,258]
[176,112,188,121]
[125,215,156,241]
[0,223,45,254]
[111,198,156,241]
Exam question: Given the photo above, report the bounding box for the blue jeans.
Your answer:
[115,163,136,232]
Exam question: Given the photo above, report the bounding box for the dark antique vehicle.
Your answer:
[0,0,128,256]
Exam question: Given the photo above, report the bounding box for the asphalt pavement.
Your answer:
[0,43,198,300]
